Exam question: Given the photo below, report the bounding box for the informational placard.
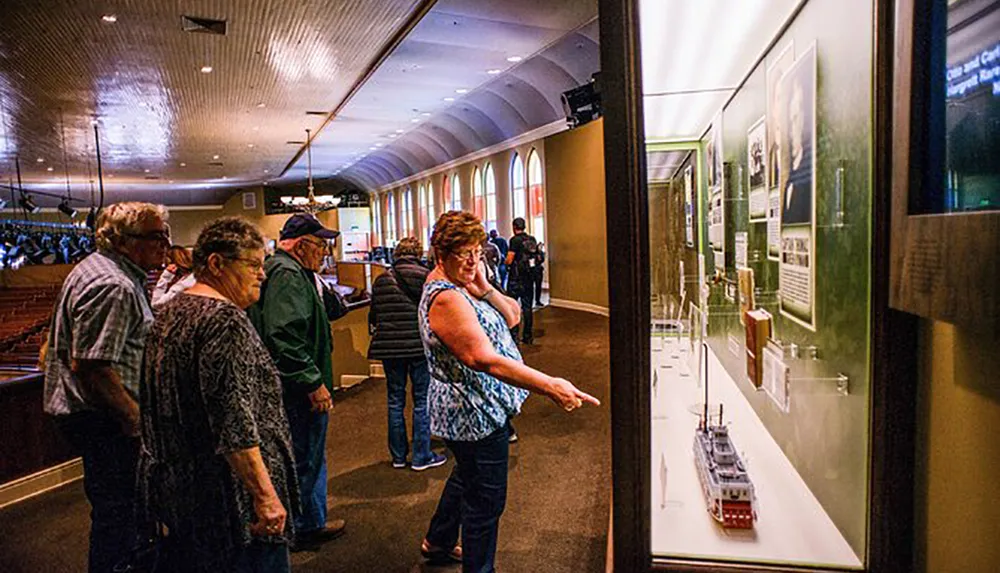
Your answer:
[684,165,695,247]
[747,117,768,222]
[767,188,781,260]
[735,232,748,269]
[778,44,818,330]
[706,113,725,256]
[762,339,790,412]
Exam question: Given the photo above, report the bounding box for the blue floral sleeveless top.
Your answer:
[419,279,529,441]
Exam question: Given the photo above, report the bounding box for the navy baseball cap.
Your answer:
[279,213,340,240]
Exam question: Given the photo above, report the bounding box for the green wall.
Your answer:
[695,0,875,559]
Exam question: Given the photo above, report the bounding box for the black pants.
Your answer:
[425,423,511,573]
[531,266,544,306]
[509,280,533,343]
[56,411,140,573]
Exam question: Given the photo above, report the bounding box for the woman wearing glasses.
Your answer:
[140,217,298,572]
[418,211,599,572]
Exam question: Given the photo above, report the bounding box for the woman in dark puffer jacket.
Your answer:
[368,237,447,471]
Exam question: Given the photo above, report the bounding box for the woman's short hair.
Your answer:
[167,246,193,271]
[95,202,169,251]
[393,237,422,260]
[192,217,265,277]
[430,211,486,258]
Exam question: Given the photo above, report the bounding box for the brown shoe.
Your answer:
[295,519,346,549]
[421,538,462,563]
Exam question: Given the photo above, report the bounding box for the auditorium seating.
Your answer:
[0,286,59,370]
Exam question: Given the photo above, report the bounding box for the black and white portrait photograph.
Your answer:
[748,117,767,221]
[766,42,795,190]
[779,45,816,227]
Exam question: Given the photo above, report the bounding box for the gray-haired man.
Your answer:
[44,202,169,573]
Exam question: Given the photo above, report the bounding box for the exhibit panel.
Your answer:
[644,0,874,568]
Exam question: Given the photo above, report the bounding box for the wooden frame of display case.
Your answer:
[598,0,918,570]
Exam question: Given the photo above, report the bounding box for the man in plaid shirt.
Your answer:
[43,202,169,573]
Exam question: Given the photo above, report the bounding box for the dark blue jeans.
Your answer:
[425,423,511,573]
[56,411,140,573]
[383,357,433,466]
[232,541,291,573]
[283,391,329,533]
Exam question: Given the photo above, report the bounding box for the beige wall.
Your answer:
[543,119,607,308]
[166,188,340,247]
[914,321,1000,572]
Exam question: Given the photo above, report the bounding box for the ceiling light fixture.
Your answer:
[375,143,383,147]
[144,169,150,173]
[421,112,431,117]
[180,162,187,167]
[58,200,78,219]
[506,56,523,63]
[411,118,420,123]
[369,146,376,150]
[19,195,40,214]
[443,97,455,102]
[247,143,255,148]
[395,129,404,133]
[389,134,397,139]
[36,157,44,163]
[200,65,213,73]
[212,154,219,159]
[455,88,468,94]
[487,69,502,75]
[256,102,266,108]
[101,14,117,23]
[253,126,260,131]
[46,167,53,172]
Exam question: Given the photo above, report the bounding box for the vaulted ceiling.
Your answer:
[0,0,598,207]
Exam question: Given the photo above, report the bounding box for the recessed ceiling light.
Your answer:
[395,129,404,133]
[487,69,502,75]
[264,169,270,173]
[411,118,420,123]
[36,157,44,163]
[256,102,266,108]
[506,56,522,63]
[101,14,117,23]
[443,97,455,102]
[421,112,431,117]
[46,166,53,172]
[375,143,383,148]
[200,65,213,73]
[213,154,219,159]
[369,147,376,150]
[455,88,468,94]
[180,162,186,167]
[144,169,150,173]
[247,143,255,148]
[389,134,397,139]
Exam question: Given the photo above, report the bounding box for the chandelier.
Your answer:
[280,128,340,213]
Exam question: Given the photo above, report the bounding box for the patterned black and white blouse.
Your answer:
[140,294,298,567]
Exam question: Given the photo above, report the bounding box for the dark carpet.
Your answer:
[0,306,611,573]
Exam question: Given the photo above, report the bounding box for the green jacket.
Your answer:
[249,250,333,393]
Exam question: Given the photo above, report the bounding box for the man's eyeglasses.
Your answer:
[125,230,170,244]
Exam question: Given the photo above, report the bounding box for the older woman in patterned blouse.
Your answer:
[140,217,298,572]
[419,211,599,572]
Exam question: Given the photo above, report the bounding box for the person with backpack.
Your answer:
[368,237,447,471]
[504,217,540,345]
[531,242,546,307]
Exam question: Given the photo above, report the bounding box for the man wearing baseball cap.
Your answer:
[250,213,345,550]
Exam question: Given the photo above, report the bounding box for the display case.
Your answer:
[600,0,917,570]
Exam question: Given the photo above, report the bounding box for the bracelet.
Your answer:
[479,288,495,301]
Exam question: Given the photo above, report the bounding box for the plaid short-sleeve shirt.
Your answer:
[43,250,154,416]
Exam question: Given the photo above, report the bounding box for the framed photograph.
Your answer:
[684,165,695,247]
[778,43,818,330]
[747,117,767,222]
[766,42,795,191]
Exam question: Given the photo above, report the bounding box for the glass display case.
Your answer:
[599,0,918,570]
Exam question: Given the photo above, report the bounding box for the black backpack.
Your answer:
[514,234,542,279]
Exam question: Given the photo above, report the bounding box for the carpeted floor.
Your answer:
[0,306,611,573]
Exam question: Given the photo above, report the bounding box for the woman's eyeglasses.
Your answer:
[229,257,265,273]
[452,248,482,263]
[126,230,171,244]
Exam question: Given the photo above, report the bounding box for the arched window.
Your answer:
[442,175,452,213]
[426,181,436,247]
[372,194,382,247]
[511,153,526,222]
[418,184,428,249]
[402,187,413,238]
[527,148,545,245]
[472,166,483,219]
[451,173,462,211]
[484,163,497,233]
[386,191,397,246]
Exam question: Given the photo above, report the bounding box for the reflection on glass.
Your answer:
[941,0,1000,213]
